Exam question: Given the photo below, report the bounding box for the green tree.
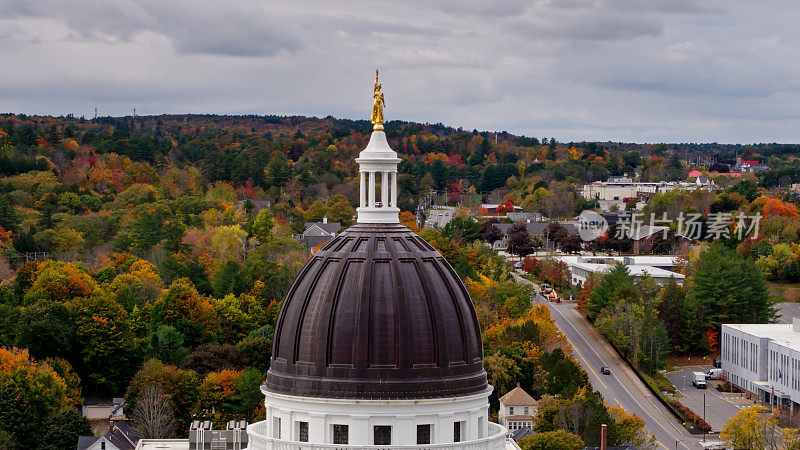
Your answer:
[442,217,481,242]
[150,278,218,347]
[232,367,265,422]
[250,209,274,242]
[541,348,589,397]
[519,430,584,450]
[688,243,776,350]
[213,260,249,298]
[587,263,634,319]
[148,325,189,366]
[658,279,685,349]
[727,180,759,202]
[325,194,356,227]
[304,200,327,223]
[34,409,92,450]
[72,296,140,393]
[15,301,74,360]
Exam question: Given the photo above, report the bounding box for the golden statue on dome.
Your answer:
[371,70,385,131]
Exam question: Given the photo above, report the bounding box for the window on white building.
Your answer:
[454,421,464,442]
[509,406,514,415]
[417,424,431,445]
[273,417,282,439]
[298,421,308,442]
[524,407,529,415]
[374,426,391,445]
[333,424,348,445]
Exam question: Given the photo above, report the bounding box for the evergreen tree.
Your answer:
[587,263,634,319]
[689,243,776,329]
[658,279,686,349]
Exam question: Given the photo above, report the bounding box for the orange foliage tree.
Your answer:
[763,198,799,219]
[23,261,98,304]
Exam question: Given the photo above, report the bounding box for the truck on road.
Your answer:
[692,371,707,388]
[706,368,723,380]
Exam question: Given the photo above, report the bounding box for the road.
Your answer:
[665,366,744,432]
[512,273,703,449]
[776,302,800,324]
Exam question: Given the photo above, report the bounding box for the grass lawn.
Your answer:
[767,282,800,302]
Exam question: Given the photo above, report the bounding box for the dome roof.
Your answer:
[265,223,487,399]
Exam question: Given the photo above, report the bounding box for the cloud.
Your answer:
[0,0,301,57]
[0,0,798,142]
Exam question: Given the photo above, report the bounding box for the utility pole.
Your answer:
[133,108,136,132]
[703,393,706,442]
[94,107,98,120]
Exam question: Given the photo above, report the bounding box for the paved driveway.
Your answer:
[665,366,749,432]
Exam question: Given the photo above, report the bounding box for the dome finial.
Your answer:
[371,70,385,131]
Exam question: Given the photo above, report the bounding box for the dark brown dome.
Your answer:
[265,223,487,399]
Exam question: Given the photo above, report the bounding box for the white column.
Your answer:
[381,171,389,207]
[360,171,366,207]
[368,171,375,207]
[391,171,398,207]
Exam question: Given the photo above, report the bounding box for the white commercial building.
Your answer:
[722,319,800,413]
[582,179,715,202]
[558,256,684,287]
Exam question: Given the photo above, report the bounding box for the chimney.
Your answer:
[600,424,607,450]
[323,216,328,224]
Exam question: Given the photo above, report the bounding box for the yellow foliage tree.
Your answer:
[721,406,796,450]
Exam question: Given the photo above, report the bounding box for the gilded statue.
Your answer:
[371,70,385,131]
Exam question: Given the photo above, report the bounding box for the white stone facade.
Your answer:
[248,387,508,450]
[722,319,800,412]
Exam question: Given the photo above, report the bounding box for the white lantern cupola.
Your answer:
[355,131,400,223]
[356,70,401,224]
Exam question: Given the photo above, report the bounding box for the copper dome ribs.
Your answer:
[265,224,487,399]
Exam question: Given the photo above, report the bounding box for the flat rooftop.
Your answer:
[134,440,188,450]
[724,323,800,349]
[571,262,684,279]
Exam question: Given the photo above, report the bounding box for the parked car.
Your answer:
[513,261,523,269]
[540,283,552,293]
[600,366,611,375]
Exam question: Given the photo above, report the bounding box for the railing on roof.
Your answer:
[247,421,508,450]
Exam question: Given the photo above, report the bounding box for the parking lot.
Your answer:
[665,366,752,432]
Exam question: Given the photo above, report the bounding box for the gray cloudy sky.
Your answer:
[1,0,798,143]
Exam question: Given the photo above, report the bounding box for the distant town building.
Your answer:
[82,398,125,420]
[733,157,769,173]
[582,177,716,205]
[481,203,523,219]
[498,384,538,432]
[299,218,341,250]
[78,420,139,450]
[508,427,534,442]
